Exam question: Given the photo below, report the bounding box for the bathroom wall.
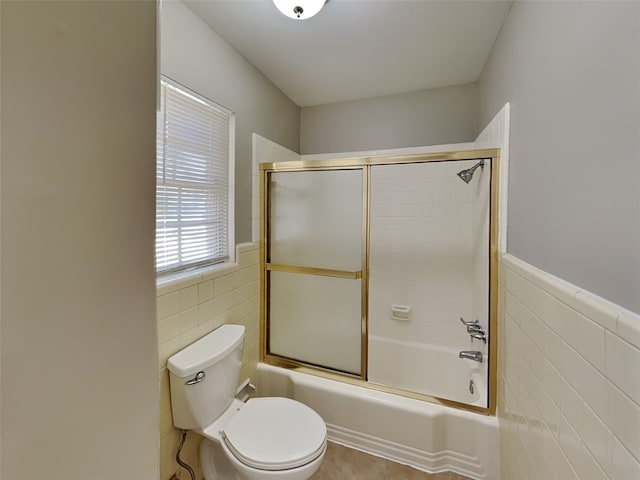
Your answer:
[300,83,478,155]
[251,134,301,242]
[498,254,640,479]
[157,243,260,480]
[159,3,300,474]
[478,0,640,313]
[479,4,640,476]
[1,1,158,479]
[0,2,3,465]
[161,0,300,245]
[473,103,510,254]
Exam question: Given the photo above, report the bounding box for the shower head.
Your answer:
[457,159,485,184]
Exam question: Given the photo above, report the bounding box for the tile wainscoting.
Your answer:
[156,243,260,480]
[499,254,640,479]
[153,243,640,480]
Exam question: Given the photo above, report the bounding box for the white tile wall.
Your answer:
[499,253,640,480]
[156,243,260,480]
[473,102,510,253]
[369,162,474,348]
[251,133,301,242]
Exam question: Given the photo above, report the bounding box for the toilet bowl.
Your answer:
[200,397,326,480]
[167,325,327,480]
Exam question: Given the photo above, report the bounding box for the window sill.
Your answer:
[156,242,257,296]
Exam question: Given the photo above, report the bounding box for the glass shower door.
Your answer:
[367,159,491,407]
[265,168,364,375]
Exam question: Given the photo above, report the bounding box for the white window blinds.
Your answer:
[156,78,234,274]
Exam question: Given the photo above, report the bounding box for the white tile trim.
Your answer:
[156,242,258,296]
[501,253,639,347]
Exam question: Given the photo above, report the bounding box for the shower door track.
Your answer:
[259,148,500,416]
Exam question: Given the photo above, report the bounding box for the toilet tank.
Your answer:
[168,324,245,430]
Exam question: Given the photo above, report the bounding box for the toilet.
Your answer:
[167,324,327,480]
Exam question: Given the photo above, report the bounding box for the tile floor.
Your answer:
[310,442,472,480]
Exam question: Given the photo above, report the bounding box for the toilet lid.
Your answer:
[222,397,327,471]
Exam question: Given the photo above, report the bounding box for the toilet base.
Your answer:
[200,436,326,480]
[201,437,240,480]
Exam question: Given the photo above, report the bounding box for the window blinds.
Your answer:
[156,79,233,274]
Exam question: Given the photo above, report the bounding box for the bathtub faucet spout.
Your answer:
[459,351,483,363]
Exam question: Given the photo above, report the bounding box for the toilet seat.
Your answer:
[222,397,327,471]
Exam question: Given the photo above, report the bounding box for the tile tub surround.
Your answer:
[157,243,260,480]
[498,254,640,479]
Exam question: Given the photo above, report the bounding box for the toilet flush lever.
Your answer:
[185,371,206,385]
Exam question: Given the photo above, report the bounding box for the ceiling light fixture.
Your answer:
[273,0,326,20]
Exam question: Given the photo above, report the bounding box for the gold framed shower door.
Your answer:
[259,148,500,416]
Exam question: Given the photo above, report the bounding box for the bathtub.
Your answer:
[368,335,488,408]
[255,363,500,480]
[256,363,499,480]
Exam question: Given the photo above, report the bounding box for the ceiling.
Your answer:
[184,0,514,107]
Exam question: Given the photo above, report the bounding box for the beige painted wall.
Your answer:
[300,83,478,155]
[1,1,158,479]
[160,0,300,245]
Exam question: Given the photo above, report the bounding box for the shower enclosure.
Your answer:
[260,150,499,413]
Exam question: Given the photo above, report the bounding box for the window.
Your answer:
[156,78,234,275]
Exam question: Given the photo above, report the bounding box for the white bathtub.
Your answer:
[256,363,499,480]
[368,335,488,408]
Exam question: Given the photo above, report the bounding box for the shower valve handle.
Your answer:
[460,317,480,327]
[467,324,484,334]
[470,332,487,344]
